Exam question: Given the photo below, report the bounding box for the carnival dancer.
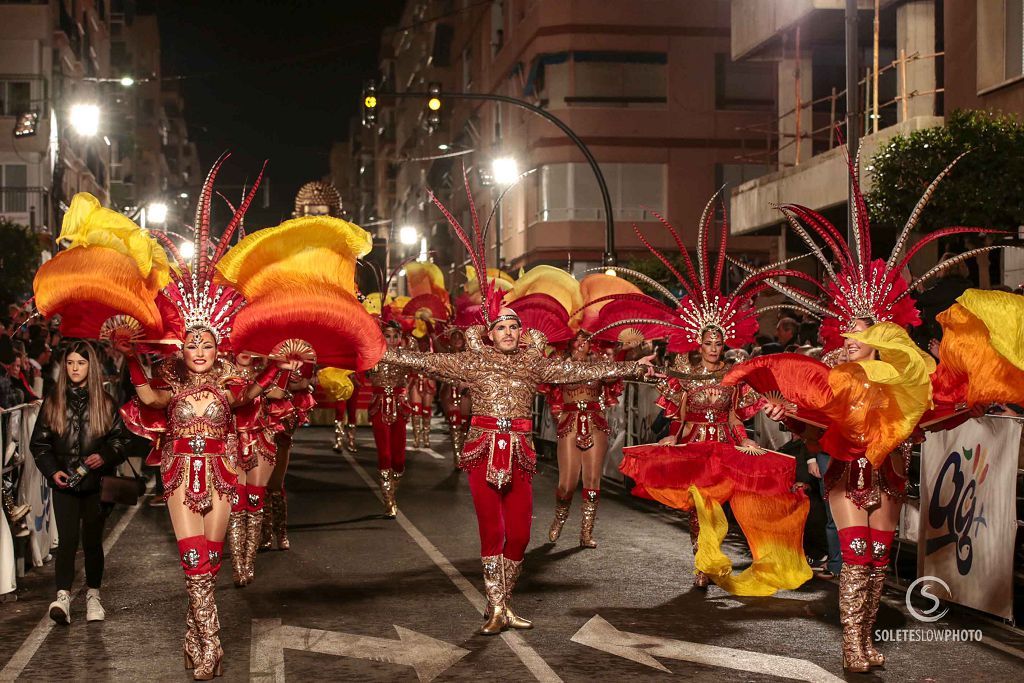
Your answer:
[408,336,438,448]
[365,318,413,517]
[228,351,282,586]
[584,197,804,596]
[381,182,658,635]
[317,367,358,453]
[439,328,471,467]
[260,365,315,550]
[725,152,1010,672]
[33,156,383,680]
[403,261,451,449]
[544,333,624,548]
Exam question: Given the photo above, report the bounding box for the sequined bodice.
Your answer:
[562,379,603,404]
[168,388,231,439]
[367,360,410,388]
[684,381,736,424]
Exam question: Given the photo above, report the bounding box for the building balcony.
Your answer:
[729,115,942,235]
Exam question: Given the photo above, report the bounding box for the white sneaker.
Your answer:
[85,589,105,622]
[48,590,71,625]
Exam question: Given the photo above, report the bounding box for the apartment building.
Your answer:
[727,0,1024,283]
[0,0,112,235]
[361,0,779,278]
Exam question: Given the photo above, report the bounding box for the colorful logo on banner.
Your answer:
[925,442,990,575]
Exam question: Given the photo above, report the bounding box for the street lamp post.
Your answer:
[490,156,519,267]
[845,0,860,251]
[385,89,618,266]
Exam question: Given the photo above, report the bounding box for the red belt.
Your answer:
[372,385,406,395]
[470,415,531,433]
[469,416,532,488]
[568,401,601,413]
[171,436,227,456]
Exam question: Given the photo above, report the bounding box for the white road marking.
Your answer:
[571,615,843,681]
[0,496,146,681]
[250,617,470,682]
[340,449,563,683]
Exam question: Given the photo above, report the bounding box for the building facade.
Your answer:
[727,0,1024,284]
[354,0,779,285]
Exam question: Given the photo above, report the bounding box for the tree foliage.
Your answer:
[867,109,1024,236]
[0,219,43,305]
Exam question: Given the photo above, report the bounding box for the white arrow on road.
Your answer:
[250,618,471,682]
[571,615,843,682]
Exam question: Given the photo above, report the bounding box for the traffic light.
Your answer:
[425,82,442,132]
[362,80,378,128]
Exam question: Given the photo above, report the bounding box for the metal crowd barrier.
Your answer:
[0,400,49,598]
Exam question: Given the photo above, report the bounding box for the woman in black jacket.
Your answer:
[31,341,130,625]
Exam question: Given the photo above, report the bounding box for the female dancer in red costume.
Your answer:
[229,352,282,585]
[726,154,1009,672]
[546,333,623,548]
[439,328,471,466]
[587,196,804,596]
[260,365,314,550]
[365,320,413,517]
[408,336,437,448]
[33,156,384,680]
[330,371,360,453]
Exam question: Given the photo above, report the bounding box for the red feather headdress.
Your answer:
[764,151,1009,349]
[428,168,506,328]
[148,152,265,344]
[587,193,808,352]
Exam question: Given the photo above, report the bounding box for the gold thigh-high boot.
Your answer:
[688,509,709,589]
[579,489,599,549]
[333,420,344,452]
[271,490,290,550]
[411,413,423,448]
[345,423,358,452]
[258,494,274,551]
[547,494,572,543]
[839,564,871,673]
[421,408,431,448]
[227,511,247,588]
[379,469,397,518]
[502,557,533,630]
[244,508,264,584]
[479,555,507,635]
[183,587,202,670]
[186,573,223,680]
[863,566,887,667]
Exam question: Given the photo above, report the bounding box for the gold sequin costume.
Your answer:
[383,327,646,486]
[366,360,412,425]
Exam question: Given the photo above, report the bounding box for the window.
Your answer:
[0,81,32,116]
[572,55,666,105]
[526,52,666,108]
[978,0,1024,91]
[715,54,774,110]
[491,1,505,56]
[535,163,665,223]
[0,164,28,213]
[1006,0,1024,79]
[462,46,473,91]
[715,163,773,189]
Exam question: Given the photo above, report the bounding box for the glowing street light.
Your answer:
[398,225,419,245]
[178,241,196,260]
[147,201,168,225]
[119,76,135,87]
[605,268,618,277]
[491,156,519,185]
[69,103,100,136]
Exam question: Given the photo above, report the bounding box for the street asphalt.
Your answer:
[1,422,1022,681]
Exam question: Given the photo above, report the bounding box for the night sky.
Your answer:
[153,0,405,224]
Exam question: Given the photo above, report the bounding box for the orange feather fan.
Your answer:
[33,192,168,340]
[215,216,385,371]
[577,273,643,332]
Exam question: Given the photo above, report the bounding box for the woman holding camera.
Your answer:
[31,340,130,625]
